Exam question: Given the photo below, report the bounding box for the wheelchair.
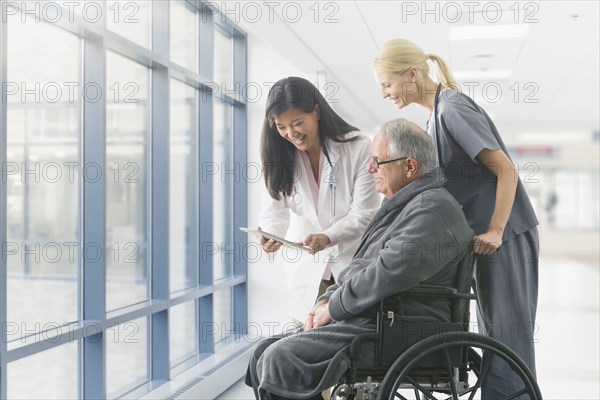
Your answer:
[331,251,542,400]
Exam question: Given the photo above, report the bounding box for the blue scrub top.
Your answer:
[428,88,538,241]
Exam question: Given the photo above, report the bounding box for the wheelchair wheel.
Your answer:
[377,331,541,400]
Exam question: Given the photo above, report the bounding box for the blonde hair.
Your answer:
[373,39,459,90]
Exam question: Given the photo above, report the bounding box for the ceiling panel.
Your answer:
[449,40,524,71]
[237,0,599,139]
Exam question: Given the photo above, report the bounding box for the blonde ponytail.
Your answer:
[427,54,459,90]
[373,39,458,90]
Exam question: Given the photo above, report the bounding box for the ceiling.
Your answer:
[233,0,599,143]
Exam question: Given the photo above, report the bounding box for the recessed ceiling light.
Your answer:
[450,25,530,40]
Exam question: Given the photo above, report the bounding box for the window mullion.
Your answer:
[150,0,170,383]
[198,8,215,355]
[231,31,248,335]
[81,33,107,400]
[0,12,8,400]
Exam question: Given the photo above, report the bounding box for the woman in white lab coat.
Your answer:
[258,76,380,322]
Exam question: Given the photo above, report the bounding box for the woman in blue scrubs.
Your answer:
[372,38,539,398]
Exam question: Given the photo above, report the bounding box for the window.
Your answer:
[5,13,80,351]
[170,0,198,73]
[106,51,150,312]
[539,169,600,231]
[7,340,78,399]
[0,1,248,397]
[213,99,234,281]
[106,1,151,49]
[170,78,198,294]
[214,27,234,90]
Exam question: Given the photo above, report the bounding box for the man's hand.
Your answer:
[302,233,331,255]
[473,230,503,255]
[303,301,332,331]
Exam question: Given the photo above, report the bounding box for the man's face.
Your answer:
[368,134,407,199]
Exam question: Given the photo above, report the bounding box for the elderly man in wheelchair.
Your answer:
[245,118,541,400]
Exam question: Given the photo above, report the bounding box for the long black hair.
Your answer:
[261,76,359,200]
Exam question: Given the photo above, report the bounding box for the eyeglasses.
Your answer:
[371,156,408,168]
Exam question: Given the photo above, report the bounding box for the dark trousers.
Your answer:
[474,228,539,398]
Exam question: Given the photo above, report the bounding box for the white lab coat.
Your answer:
[259,134,381,321]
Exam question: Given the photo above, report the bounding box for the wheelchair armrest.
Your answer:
[402,284,477,300]
[404,284,457,296]
[347,332,379,383]
[349,332,378,361]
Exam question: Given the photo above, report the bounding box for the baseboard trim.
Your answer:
[140,339,255,400]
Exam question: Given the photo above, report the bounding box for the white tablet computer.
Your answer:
[239,227,311,251]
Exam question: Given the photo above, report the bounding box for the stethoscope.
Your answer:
[292,156,337,225]
[326,159,337,225]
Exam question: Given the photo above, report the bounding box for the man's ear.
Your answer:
[406,158,419,177]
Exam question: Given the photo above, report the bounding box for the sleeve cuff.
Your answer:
[327,290,349,321]
[324,231,338,245]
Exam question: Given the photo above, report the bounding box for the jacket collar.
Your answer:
[377,168,445,218]
[325,138,343,162]
[356,168,445,253]
[294,138,344,224]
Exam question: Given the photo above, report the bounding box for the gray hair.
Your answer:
[374,118,436,174]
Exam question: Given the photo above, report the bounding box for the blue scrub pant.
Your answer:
[474,227,539,398]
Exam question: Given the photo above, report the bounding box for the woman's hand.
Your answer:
[301,233,332,255]
[473,229,503,255]
[303,301,332,331]
[258,227,282,253]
